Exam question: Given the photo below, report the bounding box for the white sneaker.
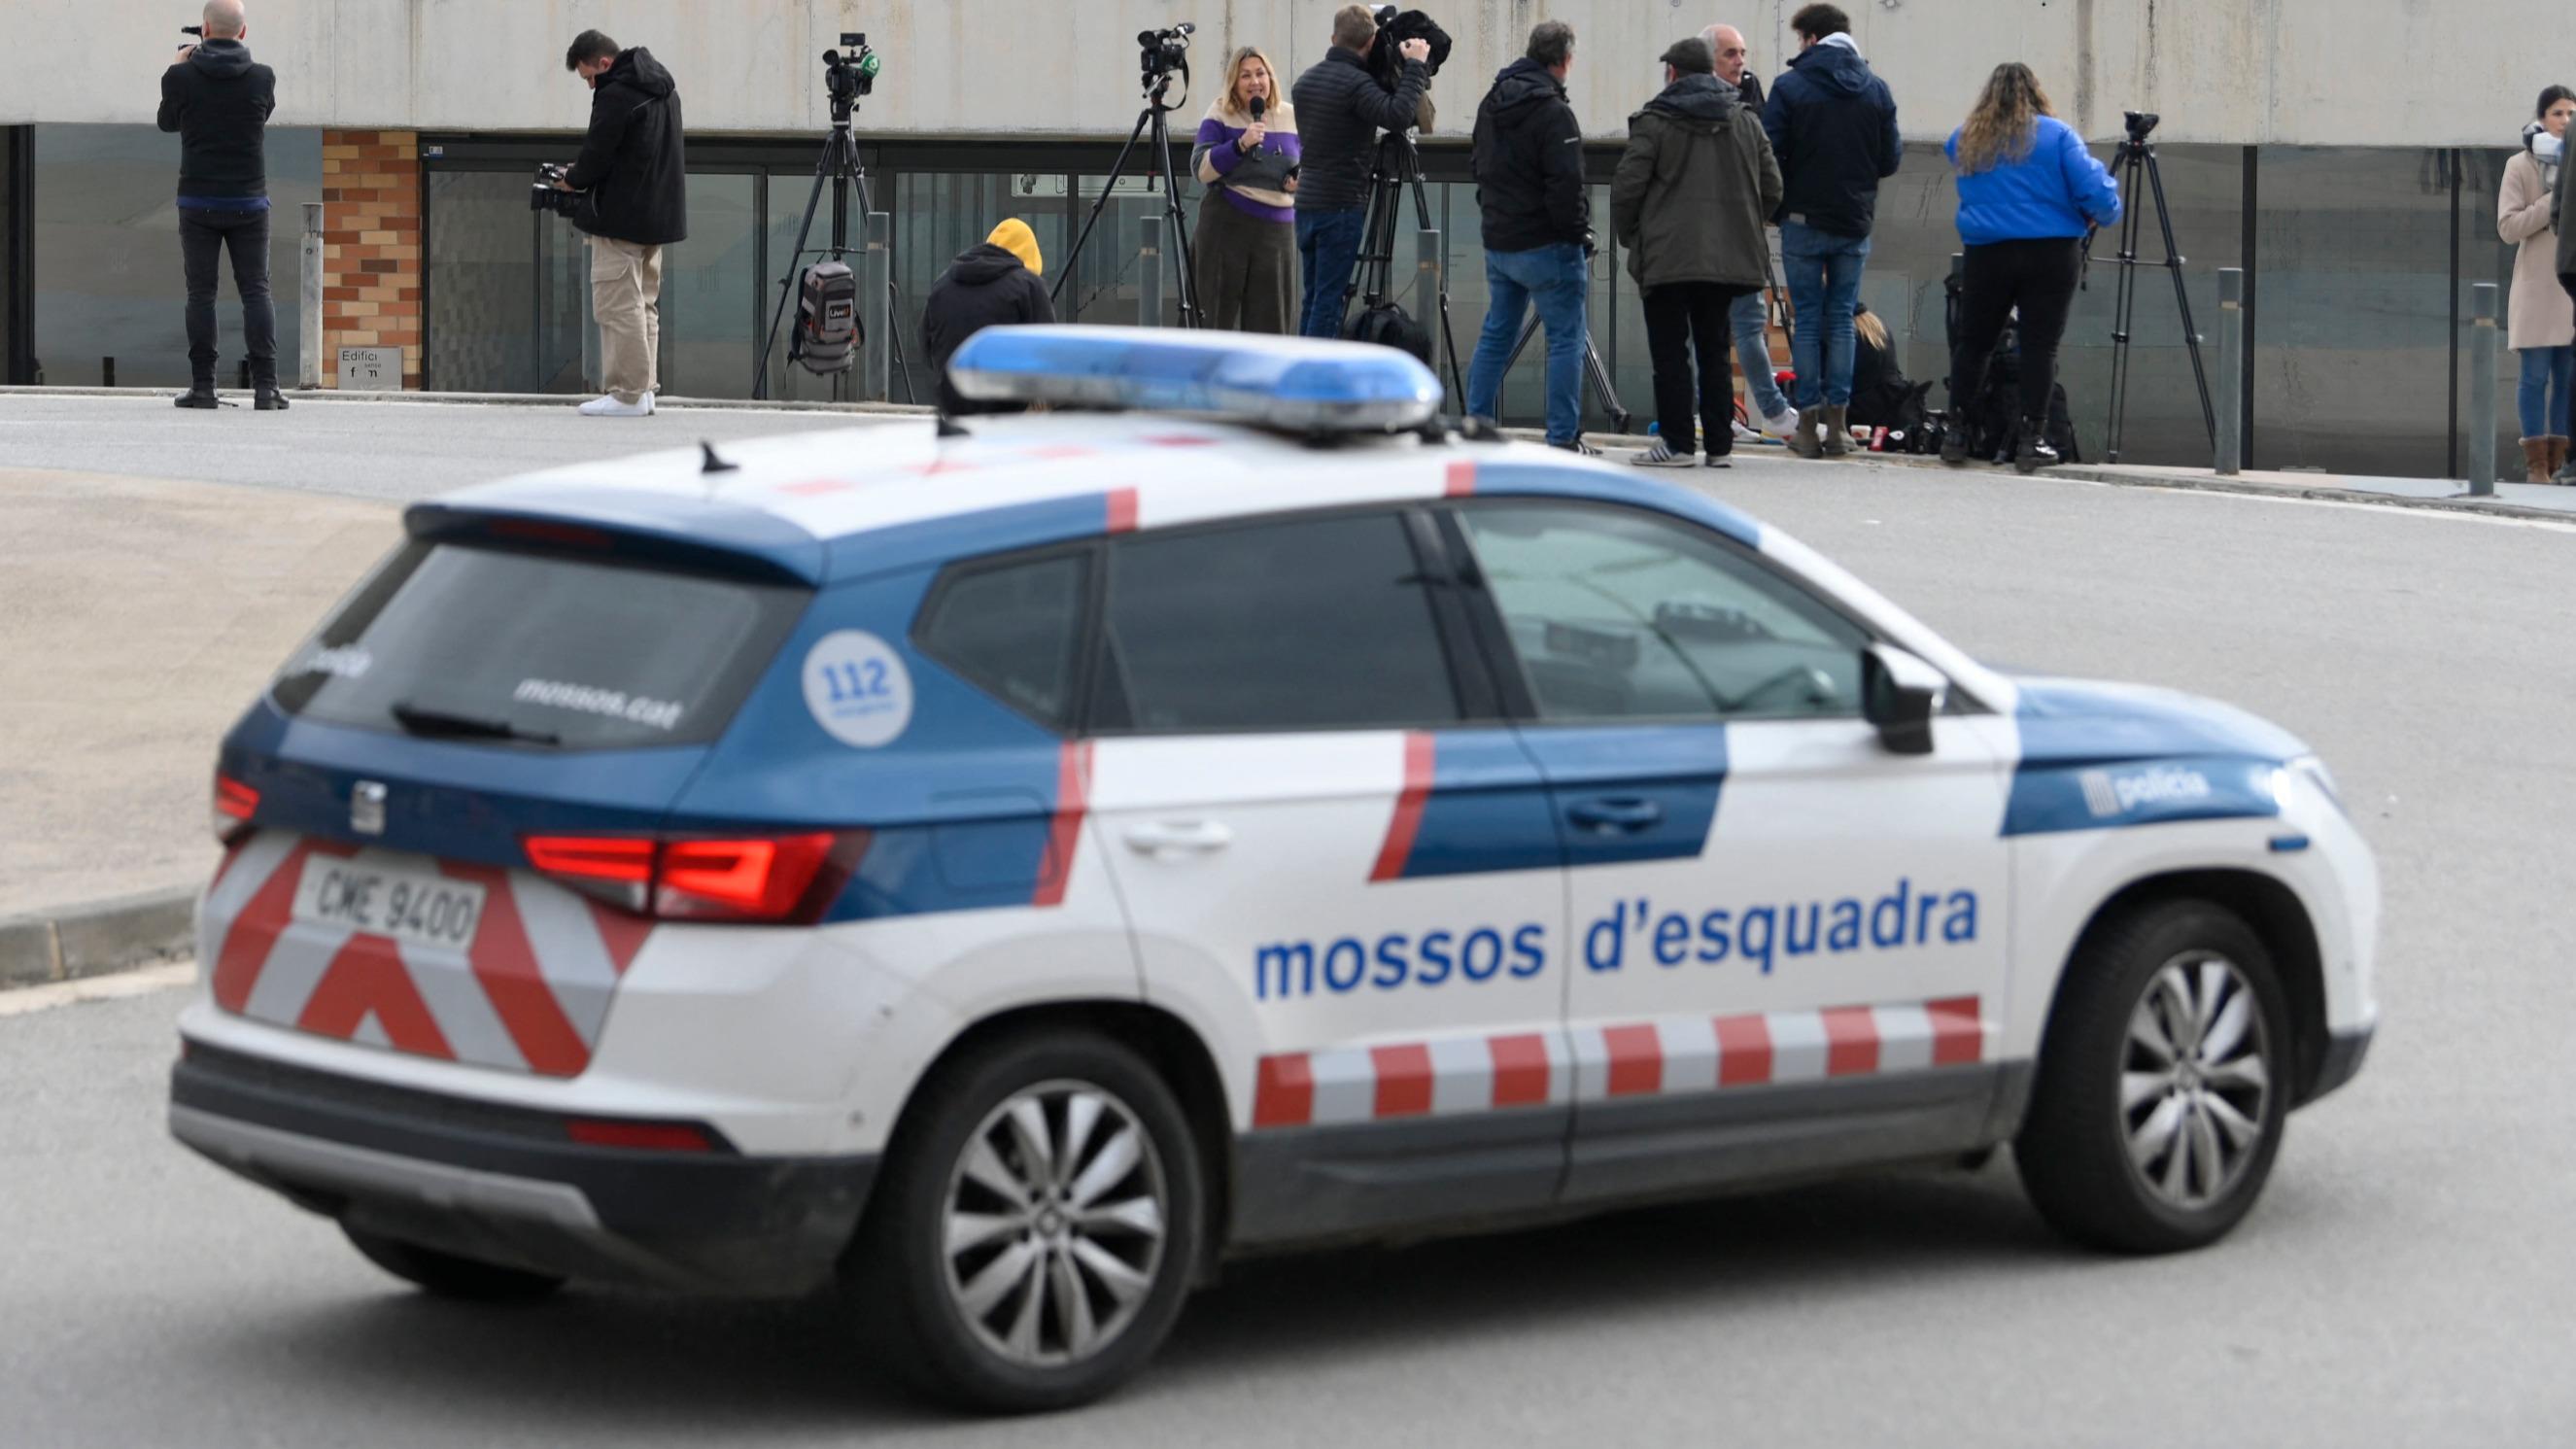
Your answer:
[1631,439,1698,468]
[577,394,652,417]
[1731,419,1763,444]
[1762,406,1801,437]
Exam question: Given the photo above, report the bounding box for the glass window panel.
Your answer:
[2251,146,2452,478]
[34,122,321,391]
[658,171,758,399]
[425,169,534,393]
[1069,155,1199,327]
[916,552,1089,731]
[1099,513,1460,734]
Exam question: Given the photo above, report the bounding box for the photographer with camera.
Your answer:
[158,1,281,410]
[556,29,686,417]
[1288,6,1431,339]
[1463,20,1593,454]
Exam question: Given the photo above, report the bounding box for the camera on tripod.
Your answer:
[823,33,879,107]
[2123,110,2160,145]
[1365,6,1451,97]
[529,162,581,218]
[1136,23,1193,88]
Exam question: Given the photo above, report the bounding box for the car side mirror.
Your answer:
[1861,643,1945,755]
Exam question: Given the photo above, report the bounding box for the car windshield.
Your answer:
[269,540,808,750]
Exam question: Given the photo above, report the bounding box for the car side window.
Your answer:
[915,550,1090,731]
[1458,503,1870,723]
[1095,511,1462,733]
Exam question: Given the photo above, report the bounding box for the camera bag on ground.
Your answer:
[1345,301,1432,366]
[795,260,860,374]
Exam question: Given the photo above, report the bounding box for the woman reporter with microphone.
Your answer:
[1191,47,1301,332]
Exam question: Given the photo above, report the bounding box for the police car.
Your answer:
[169,328,2376,1412]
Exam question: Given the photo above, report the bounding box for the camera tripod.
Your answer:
[1500,285,1633,433]
[2081,113,2214,464]
[1342,129,1465,397]
[755,77,916,402]
[1055,65,1200,328]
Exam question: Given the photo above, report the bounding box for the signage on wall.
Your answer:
[337,347,398,392]
[1012,173,1158,199]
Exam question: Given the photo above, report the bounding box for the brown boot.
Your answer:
[2524,437,2552,484]
[1822,403,1854,457]
[1789,407,1824,460]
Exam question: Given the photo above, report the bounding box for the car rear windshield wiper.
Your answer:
[389,700,563,746]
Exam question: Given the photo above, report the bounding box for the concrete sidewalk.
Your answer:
[0,468,399,978]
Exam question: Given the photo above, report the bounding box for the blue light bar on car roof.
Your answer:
[945,326,1441,433]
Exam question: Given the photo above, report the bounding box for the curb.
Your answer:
[0,888,198,992]
[0,385,936,417]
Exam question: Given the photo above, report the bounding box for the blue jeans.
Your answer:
[2518,345,2574,436]
[1465,242,1589,445]
[1296,209,1368,339]
[1779,221,1872,408]
[1730,288,1788,418]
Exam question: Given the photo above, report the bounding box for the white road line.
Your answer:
[0,961,197,1018]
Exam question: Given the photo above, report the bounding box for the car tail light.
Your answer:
[521,835,656,914]
[565,1117,717,1153]
[521,831,859,923]
[212,773,259,844]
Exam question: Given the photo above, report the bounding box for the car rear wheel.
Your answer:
[852,1028,1203,1413]
[2016,898,2292,1254]
[341,1225,566,1302]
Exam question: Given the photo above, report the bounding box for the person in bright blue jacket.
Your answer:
[1940,62,2120,470]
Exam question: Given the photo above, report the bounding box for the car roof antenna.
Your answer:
[936,413,973,439]
[700,440,739,475]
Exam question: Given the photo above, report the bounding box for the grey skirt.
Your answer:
[1193,192,1296,334]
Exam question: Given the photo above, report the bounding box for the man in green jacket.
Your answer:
[1611,36,1783,467]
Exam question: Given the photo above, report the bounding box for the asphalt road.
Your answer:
[3,431,2572,1445]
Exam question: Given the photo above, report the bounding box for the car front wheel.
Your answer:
[2016,898,2293,1254]
[853,1028,1203,1413]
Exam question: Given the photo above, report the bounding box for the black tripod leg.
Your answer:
[2144,150,2217,447]
[1054,107,1157,309]
[1151,111,1199,328]
[2105,146,2148,462]
[755,134,841,400]
[1583,334,1630,434]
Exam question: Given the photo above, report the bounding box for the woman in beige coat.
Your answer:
[2500,86,2576,481]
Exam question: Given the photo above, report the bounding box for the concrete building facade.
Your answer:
[2,1,2560,476]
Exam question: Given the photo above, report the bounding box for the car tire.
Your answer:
[341,1225,567,1302]
[2015,898,2293,1255]
[851,1027,1204,1414]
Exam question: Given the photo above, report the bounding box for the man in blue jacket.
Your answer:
[1762,4,1900,459]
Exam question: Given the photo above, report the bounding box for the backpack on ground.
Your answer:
[795,260,860,375]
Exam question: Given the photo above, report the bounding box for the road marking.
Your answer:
[0,961,197,1018]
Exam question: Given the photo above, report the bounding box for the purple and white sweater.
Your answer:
[1192,104,1301,225]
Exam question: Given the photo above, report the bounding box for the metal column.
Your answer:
[2467,281,2498,497]
[299,203,325,390]
[1138,216,1163,329]
[2215,268,2243,476]
[863,211,892,401]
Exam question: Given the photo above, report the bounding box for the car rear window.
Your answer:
[270,541,809,750]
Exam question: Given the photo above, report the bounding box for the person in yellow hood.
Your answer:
[922,218,1058,414]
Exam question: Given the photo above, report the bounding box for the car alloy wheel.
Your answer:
[940,1079,1169,1371]
[2120,951,2272,1212]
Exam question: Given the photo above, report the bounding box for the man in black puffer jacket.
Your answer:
[1463,21,1594,453]
[1288,5,1432,338]
[158,1,282,410]
[558,30,686,417]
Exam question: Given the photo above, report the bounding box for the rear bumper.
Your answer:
[2302,1021,2374,1106]
[168,1042,876,1295]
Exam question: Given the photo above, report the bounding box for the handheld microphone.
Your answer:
[1250,96,1265,122]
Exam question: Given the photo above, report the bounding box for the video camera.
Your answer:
[2124,110,2160,145]
[1366,6,1452,93]
[530,162,581,218]
[1137,22,1193,90]
[823,32,880,110]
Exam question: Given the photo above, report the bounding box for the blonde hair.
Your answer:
[1956,63,2054,175]
[1217,47,1287,125]
[1853,306,1889,352]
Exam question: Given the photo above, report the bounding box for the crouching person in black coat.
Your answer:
[559,30,687,417]
[922,220,1058,416]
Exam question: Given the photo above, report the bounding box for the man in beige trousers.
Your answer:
[558,30,686,416]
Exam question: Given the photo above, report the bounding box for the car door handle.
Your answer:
[1566,797,1665,833]
[1122,820,1235,856]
